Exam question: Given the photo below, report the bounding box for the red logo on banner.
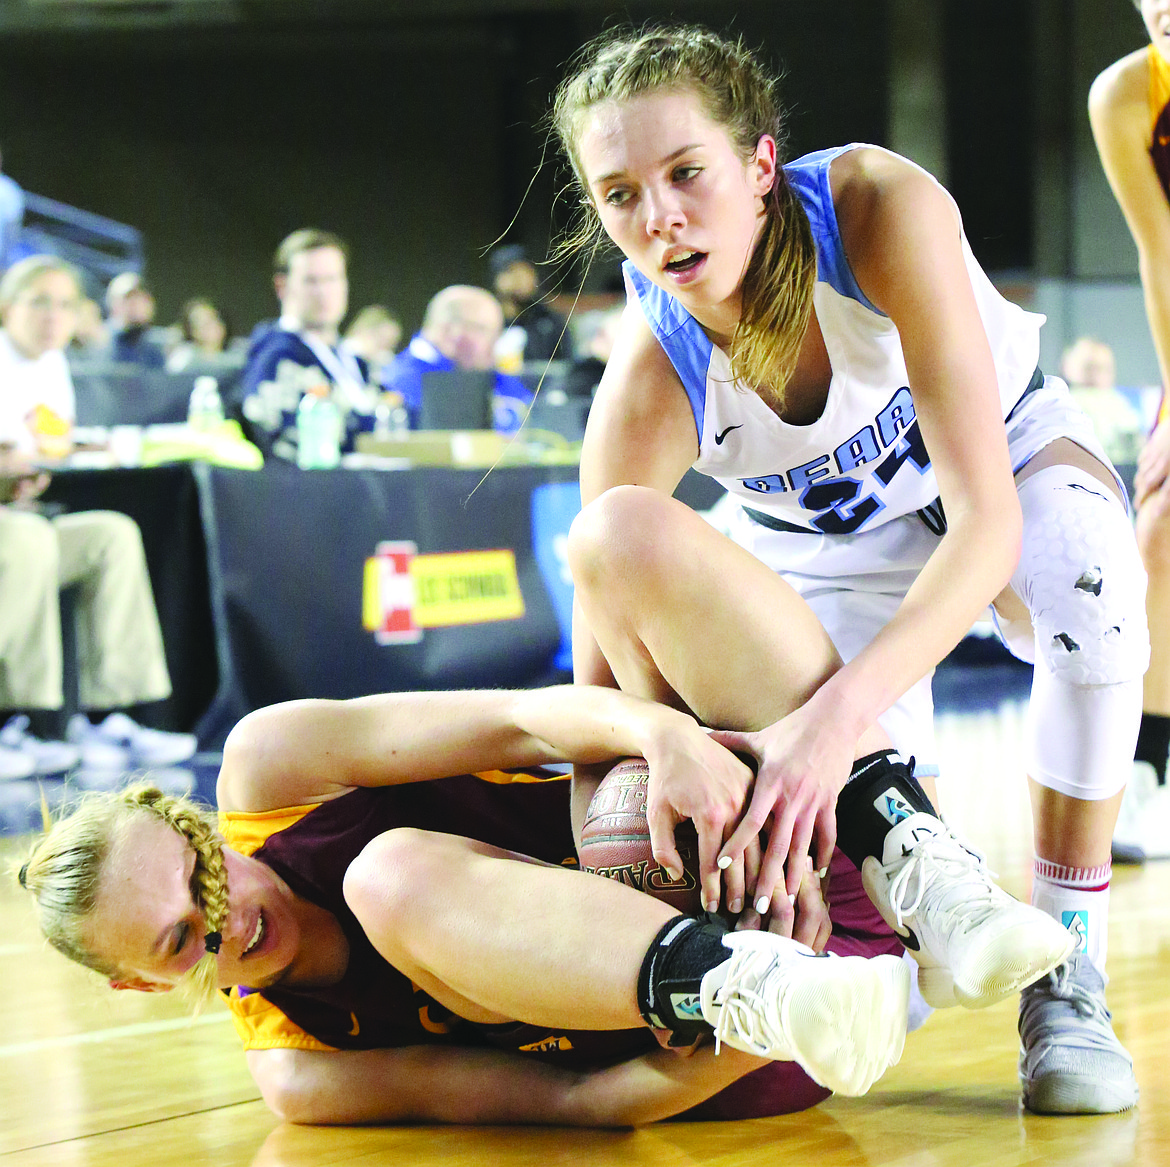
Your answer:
[363,541,423,644]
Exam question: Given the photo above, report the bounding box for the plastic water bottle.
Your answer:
[296,385,342,468]
[374,392,409,439]
[390,401,409,436]
[188,375,224,431]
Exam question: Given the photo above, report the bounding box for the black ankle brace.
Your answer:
[835,750,937,868]
[636,913,730,1046]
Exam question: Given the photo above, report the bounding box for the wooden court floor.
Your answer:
[4,700,1168,1167]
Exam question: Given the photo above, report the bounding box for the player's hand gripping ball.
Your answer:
[578,757,703,914]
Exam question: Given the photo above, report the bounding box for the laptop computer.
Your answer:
[418,370,495,430]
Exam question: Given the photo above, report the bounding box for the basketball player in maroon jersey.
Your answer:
[1090,0,1170,862]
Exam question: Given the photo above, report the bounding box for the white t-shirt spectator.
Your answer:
[0,328,75,453]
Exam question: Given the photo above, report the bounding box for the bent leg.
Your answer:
[1003,444,1143,1114]
[568,486,874,739]
[0,508,64,708]
[54,510,171,709]
[344,827,910,1099]
[1000,455,1146,870]
[344,828,678,1029]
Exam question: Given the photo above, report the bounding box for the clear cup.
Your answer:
[108,425,144,467]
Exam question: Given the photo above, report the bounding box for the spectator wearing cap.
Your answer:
[104,272,167,369]
[488,243,573,364]
[383,285,532,435]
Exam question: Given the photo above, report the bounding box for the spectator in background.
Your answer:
[0,255,196,781]
[104,272,167,369]
[1059,336,1144,466]
[488,243,573,364]
[240,228,377,462]
[343,303,402,384]
[559,304,623,399]
[166,297,231,373]
[0,147,25,270]
[1090,3,1170,861]
[67,297,109,360]
[383,285,532,435]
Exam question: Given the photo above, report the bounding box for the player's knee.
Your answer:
[570,486,650,584]
[343,827,442,934]
[569,486,678,593]
[250,1048,324,1124]
[0,510,56,578]
[1017,470,1149,687]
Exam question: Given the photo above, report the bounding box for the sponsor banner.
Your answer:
[364,545,526,638]
[363,541,423,645]
[411,549,525,627]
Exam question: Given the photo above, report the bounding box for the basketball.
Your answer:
[578,756,702,914]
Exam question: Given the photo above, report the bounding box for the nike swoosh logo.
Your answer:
[900,926,921,952]
[348,1012,361,1036]
[714,424,743,445]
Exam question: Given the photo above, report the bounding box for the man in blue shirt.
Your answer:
[384,285,531,435]
[241,229,376,462]
[104,272,167,369]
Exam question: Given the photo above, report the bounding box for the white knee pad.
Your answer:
[1027,664,1141,799]
[1010,465,1150,686]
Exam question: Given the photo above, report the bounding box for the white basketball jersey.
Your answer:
[624,143,1044,536]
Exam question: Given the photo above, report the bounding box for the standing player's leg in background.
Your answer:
[996,443,1146,1115]
[1114,439,1170,862]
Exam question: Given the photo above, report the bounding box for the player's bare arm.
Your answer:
[1091,49,1170,503]
[246,1039,759,1127]
[824,146,1022,735]
[217,686,730,815]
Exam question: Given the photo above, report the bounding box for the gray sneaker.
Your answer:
[1019,952,1138,1114]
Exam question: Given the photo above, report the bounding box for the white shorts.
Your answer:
[727,375,1124,774]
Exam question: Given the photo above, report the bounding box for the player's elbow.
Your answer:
[249,1048,342,1126]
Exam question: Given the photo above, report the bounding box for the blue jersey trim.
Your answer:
[622,265,711,437]
[623,144,883,443]
[784,145,882,316]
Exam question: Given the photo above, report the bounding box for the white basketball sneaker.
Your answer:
[0,716,80,776]
[861,814,1075,1009]
[699,930,910,1096]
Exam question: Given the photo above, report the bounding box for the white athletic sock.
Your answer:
[1031,858,1110,979]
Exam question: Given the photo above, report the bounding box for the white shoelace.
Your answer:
[710,944,789,1057]
[1024,963,1120,1054]
[884,833,1000,936]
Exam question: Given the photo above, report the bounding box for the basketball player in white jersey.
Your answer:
[553,24,1144,1114]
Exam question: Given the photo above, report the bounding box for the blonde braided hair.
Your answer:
[118,785,230,1008]
[15,783,228,1010]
